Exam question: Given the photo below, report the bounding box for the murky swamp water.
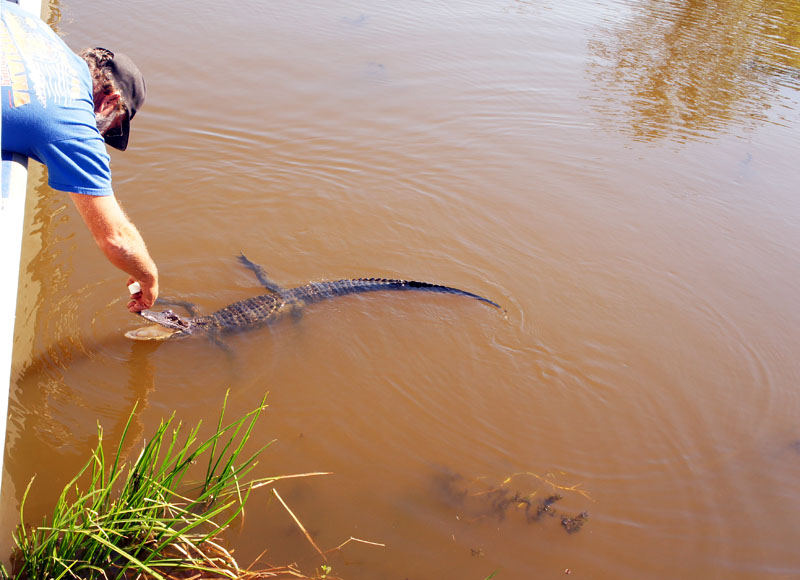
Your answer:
[3,0,800,578]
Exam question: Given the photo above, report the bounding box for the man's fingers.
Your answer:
[127,291,154,312]
[126,277,157,312]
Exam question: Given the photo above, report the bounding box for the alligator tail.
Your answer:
[289,278,502,310]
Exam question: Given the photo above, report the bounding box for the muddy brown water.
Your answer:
[3,0,800,578]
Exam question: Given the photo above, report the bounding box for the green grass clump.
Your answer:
[0,392,297,580]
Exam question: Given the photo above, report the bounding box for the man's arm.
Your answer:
[69,193,158,312]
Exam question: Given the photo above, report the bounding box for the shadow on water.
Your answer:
[587,0,800,142]
[2,338,158,541]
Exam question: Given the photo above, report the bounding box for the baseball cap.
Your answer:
[98,48,146,151]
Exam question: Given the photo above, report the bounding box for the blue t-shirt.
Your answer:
[1,1,113,196]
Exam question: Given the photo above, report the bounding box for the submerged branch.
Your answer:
[324,536,386,554]
[272,489,327,561]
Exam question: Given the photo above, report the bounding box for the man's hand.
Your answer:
[127,276,158,312]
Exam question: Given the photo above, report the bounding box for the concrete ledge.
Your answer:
[1,0,42,497]
[0,155,30,498]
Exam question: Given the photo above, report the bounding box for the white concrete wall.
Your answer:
[0,0,43,493]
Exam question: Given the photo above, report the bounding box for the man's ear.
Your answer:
[96,91,122,115]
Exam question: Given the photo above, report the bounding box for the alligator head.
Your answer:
[124,309,194,341]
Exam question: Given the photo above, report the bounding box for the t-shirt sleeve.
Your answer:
[36,137,114,196]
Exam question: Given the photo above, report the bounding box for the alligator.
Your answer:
[125,253,502,341]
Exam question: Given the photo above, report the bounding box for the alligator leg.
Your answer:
[237,253,284,294]
[207,328,232,352]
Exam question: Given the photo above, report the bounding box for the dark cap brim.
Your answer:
[104,111,131,151]
[98,49,144,152]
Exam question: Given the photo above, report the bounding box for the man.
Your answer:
[1,1,157,312]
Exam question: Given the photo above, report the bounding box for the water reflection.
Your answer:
[589,0,800,142]
[762,2,800,72]
[44,0,62,32]
[501,0,549,16]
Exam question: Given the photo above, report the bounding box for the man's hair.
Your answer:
[79,47,126,112]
